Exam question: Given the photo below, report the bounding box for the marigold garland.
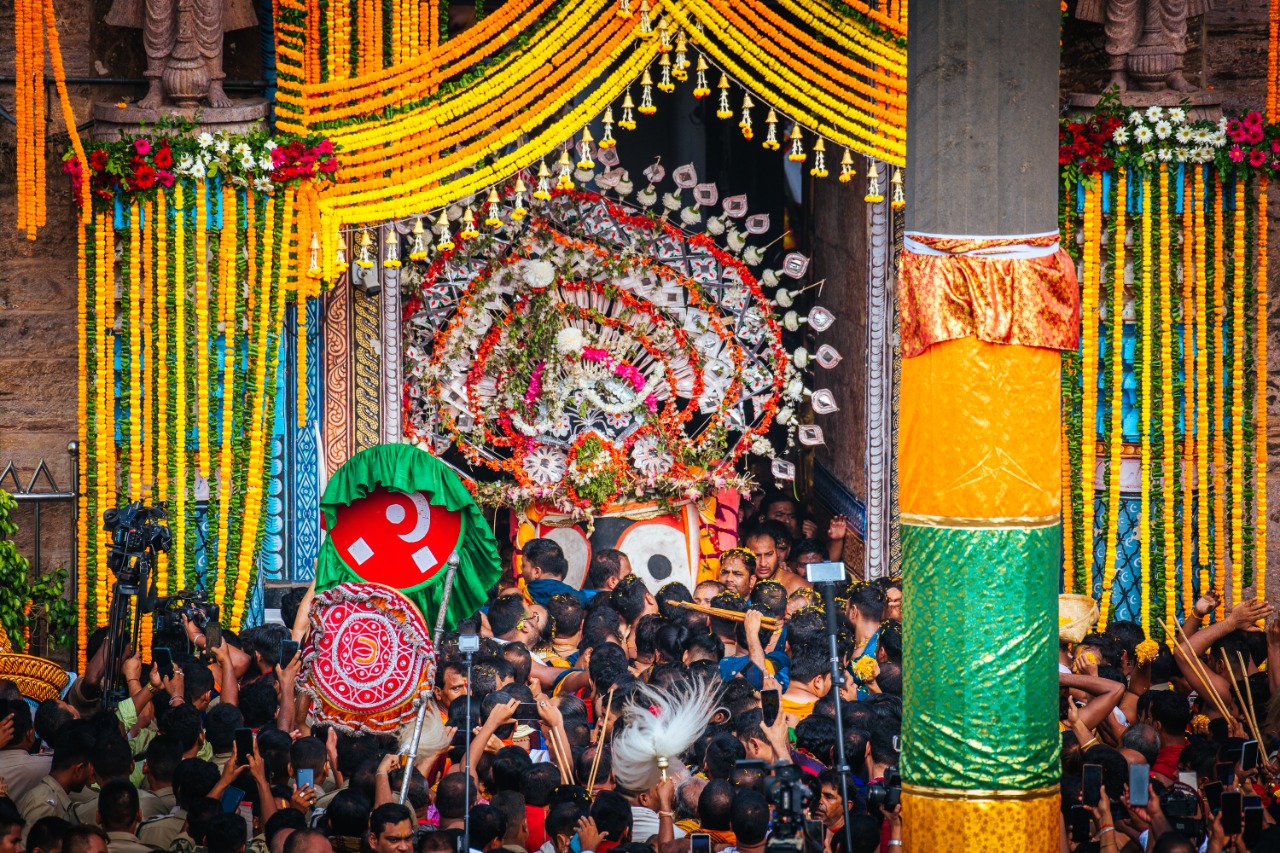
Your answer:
[1231,176,1246,605]
[215,187,239,610]
[1100,168,1126,630]
[195,181,211,479]
[142,199,155,497]
[1181,167,1195,617]
[1212,176,1227,620]
[1139,169,1152,640]
[1256,175,1268,600]
[75,212,89,670]
[128,203,143,500]
[1158,164,1175,631]
[1080,182,1100,594]
[172,183,187,598]
[1193,166,1210,600]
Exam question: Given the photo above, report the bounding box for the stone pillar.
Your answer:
[899,0,1070,848]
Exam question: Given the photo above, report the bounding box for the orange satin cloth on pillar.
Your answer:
[899,336,1062,522]
[898,235,1080,358]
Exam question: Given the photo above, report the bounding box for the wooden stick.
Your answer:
[1220,649,1256,740]
[672,601,782,632]
[586,687,615,795]
[1235,650,1265,744]
[544,720,572,785]
[1165,618,1233,723]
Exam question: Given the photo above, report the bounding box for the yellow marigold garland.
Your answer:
[1100,168,1127,631]
[1081,182,1100,592]
[1181,167,1195,618]
[233,191,279,630]
[172,183,187,598]
[1257,176,1268,600]
[215,189,244,611]
[142,198,155,497]
[1159,164,1175,632]
[1140,169,1152,641]
[1231,177,1246,606]
[75,211,89,667]
[1213,177,1227,620]
[196,181,211,479]
[128,203,143,501]
[1194,166,1210,599]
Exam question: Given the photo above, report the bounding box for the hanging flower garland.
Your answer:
[1099,168,1126,630]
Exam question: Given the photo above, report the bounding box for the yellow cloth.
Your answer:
[780,696,815,723]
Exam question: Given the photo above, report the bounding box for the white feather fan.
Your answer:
[610,677,720,792]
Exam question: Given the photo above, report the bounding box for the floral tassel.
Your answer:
[1139,170,1153,640]
[1194,167,1210,599]
[1181,167,1196,617]
[1212,177,1227,620]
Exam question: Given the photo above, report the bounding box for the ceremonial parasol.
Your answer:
[317,443,501,632]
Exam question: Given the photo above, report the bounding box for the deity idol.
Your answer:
[106,0,257,108]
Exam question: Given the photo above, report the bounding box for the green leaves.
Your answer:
[0,490,77,652]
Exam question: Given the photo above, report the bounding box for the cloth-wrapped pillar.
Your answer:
[900,0,1075,849]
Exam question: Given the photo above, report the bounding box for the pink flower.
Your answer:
[157,170,175,187]
[1229,145,1246,162]
[1250,149,1267,168]
[1231,127,1250,143]
[1271,140,1280,154]
[1229,120,1243,136]
[1245,111,1264,128]
[133,138,151,156]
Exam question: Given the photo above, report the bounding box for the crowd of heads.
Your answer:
[0,493,905,853]
[1056,591,1280,851]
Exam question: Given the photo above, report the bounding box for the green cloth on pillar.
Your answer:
[316,443,501,632]
[901,522,1061,790]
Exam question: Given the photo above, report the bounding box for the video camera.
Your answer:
[154,591,221,657]
[867,766,901,812]
[742,761,820,853]
[103,502,172,588]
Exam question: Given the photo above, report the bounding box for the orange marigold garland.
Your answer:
[1080,181,1100,594]
[1213,176,1227,619]
[172,182,188,598]
[1194,166,1210,599]
[1181,166,1195,617]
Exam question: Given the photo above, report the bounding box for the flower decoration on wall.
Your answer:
[400,173,839,517]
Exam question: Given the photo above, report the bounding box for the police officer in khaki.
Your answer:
[138,756,222,850]
[73,735,167,825]
[18,726,96,841]
[96,779,159,853]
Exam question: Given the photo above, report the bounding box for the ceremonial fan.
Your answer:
[610,678,720,792]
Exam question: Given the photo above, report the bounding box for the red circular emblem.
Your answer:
[326,487,463,591]
[300,582,437,733]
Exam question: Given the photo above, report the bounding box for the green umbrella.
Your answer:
[316,443,501,632]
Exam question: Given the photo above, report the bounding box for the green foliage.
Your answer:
[0,491,76,652]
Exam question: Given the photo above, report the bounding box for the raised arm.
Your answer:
[1059,671,1125,734]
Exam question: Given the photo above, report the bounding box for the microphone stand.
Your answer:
[816,577,855,853]
[461,645,476,853]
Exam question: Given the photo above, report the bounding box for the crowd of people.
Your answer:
[1058,590,1280,853]
[0,493,905,853]
[10,488,1280,853]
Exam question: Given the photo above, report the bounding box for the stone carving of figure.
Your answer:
[1075,0,1212,92]
[106,0,257,108]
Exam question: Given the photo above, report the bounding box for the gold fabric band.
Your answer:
[902,786,1060,852]
[899,513,1061,530]
[902,783,1060,801]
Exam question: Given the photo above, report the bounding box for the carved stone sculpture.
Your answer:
[106,0,257,108]
[1076,0,1212,92]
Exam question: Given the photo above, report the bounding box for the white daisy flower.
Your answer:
[1218,117,1229,133]
[1134,126,1154,144]
[1154,121,1173,140]
[1157,148,1173,162]
[197,132,214,148]
[1211,131,1227,147]
[1145,105,1164,122]
[1175,127,1194,144]
[1130,111,1147,126]
[1175,148,1190,162]
[1168,107,1187,123]
[1113,126,1131,145]
[1141,151,1158,164]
